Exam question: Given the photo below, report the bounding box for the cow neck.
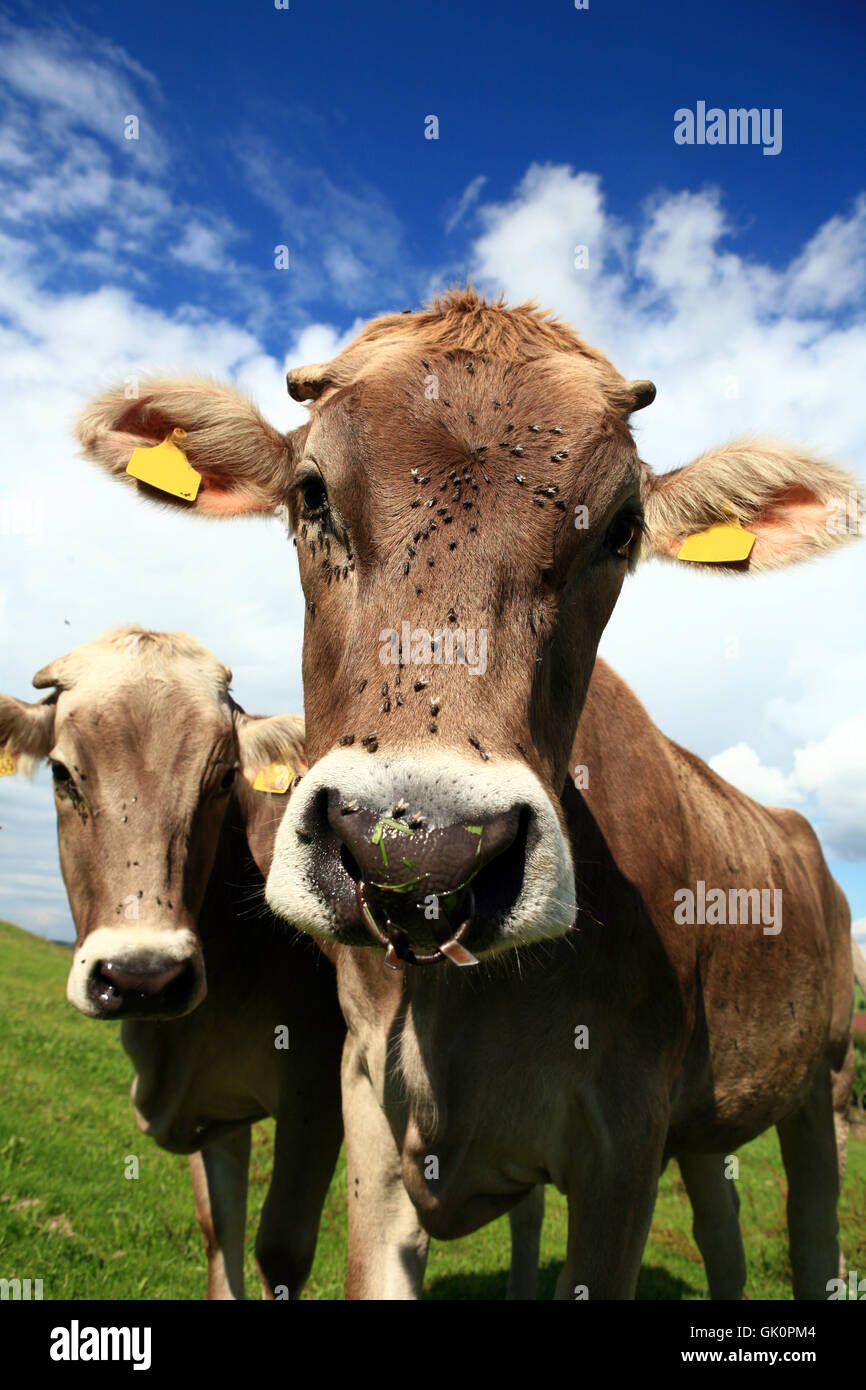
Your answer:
[197,792,260,950]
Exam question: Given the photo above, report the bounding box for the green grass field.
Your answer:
[1,918,864,1300]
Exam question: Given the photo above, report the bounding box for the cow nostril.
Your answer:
[88,958,194,1017]
[469,806,530,925]
[93,966,123,1012]
[100,959,186,994]
[339,843,362,885]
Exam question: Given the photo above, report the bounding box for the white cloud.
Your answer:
[792,716,866,860]
[472,167,630,336]
[170,221,235,271]
[785,193,866,312]
[710,716,866,862]
[764,649,866,744]
[289,320,364,366]
[708,743,803,808]
[0,20,163,163]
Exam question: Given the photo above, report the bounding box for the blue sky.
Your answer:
[0,0,864,942]
[7,0,866,338]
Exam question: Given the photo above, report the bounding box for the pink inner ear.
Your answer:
[757,498,831,532]
[750,488,836,565]
[756,486,834,533]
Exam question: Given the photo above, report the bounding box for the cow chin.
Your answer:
[265,748,577,958]
[66,926,206,1020]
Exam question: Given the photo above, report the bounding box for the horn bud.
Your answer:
[286,362,333,403]
[32,659,69,690]
[627,379,656,412]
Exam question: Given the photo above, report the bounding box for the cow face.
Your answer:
[75,290,859,962]
[0,628,307,1017]
[271,350,651,961]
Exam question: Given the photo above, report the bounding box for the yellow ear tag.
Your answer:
[677,515,756,563]
[0,752,16,777]
[126,428,201,502]
[252,762,292,794]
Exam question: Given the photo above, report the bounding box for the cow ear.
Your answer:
[76,377,300,519]
[0,693,56,775]
[236,713,308,791]
[642,438,861,572]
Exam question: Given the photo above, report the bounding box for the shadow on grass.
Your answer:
[425,1259,560,1300]
[425,1261,697,1300]
[636,1264,698,1300]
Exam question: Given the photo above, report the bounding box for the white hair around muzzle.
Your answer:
[266,748,576,952]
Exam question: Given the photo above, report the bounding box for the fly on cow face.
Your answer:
[290,355,645,786]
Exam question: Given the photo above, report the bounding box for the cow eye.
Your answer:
[606,511,642,558]
[51,760,72,784]
[295,469,328,517]
[218,766,237,794]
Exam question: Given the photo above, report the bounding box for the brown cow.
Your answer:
[0,627,345,1299]
[76,289,861,1298]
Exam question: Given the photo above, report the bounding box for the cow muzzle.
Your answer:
[346,800,521,968]
[266,749,577,963]
[66,926,206,1019]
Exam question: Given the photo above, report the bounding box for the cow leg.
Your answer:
[343,1037,429,1299]
[254,1102,343,1300]
[505,1185,545,1300]
[776,1061,842,1299]
[553,1127,667,1300]
[188,1125,252,1300]
[677,1152,746,1300]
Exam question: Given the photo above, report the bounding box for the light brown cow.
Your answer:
[76,290,861,1298]
[0,627,345,1299]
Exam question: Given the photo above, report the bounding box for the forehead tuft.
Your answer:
[33,627,232,709]
[346,286,616,364]
[304,286,633,415]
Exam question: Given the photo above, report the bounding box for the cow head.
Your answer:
[76,290,859,963]
[0,628,307,1016]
